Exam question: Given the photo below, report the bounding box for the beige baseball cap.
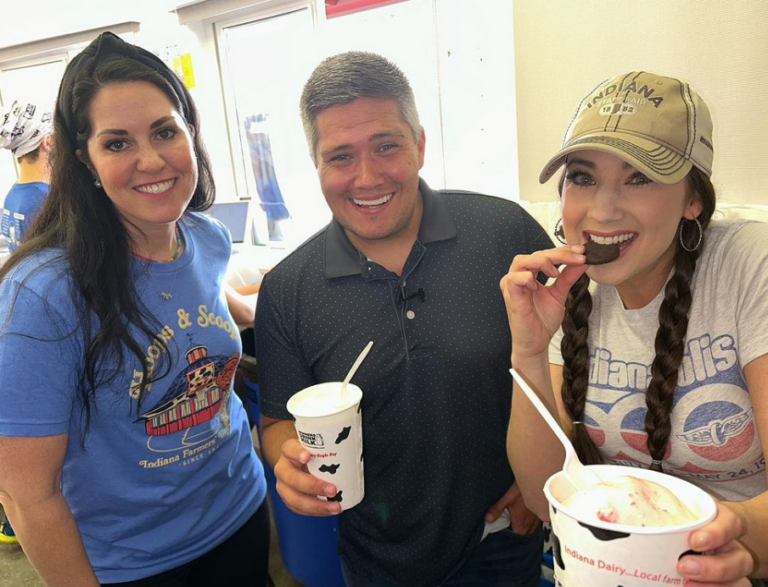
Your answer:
[539,71,713,185]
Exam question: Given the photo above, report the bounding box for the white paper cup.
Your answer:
[544,464,717,587]
[286,382,364,511]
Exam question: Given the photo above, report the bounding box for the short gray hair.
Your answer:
[300,51,421,164]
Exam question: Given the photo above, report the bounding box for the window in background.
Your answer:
[215,0,517,247]
[216,0,445,247]
[217,7,324,248]
[318,0,445,189]
[0,58,66,102]
[317,0,518,200]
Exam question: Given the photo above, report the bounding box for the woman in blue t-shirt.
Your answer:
[0,33,269,586]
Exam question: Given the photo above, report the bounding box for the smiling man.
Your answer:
[255,51,553,587]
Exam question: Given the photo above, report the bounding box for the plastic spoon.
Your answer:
[510,368,601,490]
[341,341,374,401]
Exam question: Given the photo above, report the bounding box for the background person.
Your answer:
[502,71,767,586]
[0,100,53,253]
[0,99,53,543]
[0,32,269,586]
[256,51,551,587]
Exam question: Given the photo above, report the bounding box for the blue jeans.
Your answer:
[342,526,544,587]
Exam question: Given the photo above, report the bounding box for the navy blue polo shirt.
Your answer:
[256,179,552,586]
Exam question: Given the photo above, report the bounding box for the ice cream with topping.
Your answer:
[562,474,699,527]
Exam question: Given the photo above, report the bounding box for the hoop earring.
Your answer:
[679,217,702,252]
[554,218,567,245]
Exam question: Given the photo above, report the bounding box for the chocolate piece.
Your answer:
[584,240,620,265]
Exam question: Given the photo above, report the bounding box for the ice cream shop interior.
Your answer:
[1,0,767,586]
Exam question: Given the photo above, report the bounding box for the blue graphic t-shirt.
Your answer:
[551,220,768,502]
[1,181,48,252]
[0,213,265,582]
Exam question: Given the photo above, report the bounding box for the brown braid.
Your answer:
[643,244,698,466]
[561,273,604,465]
[559,168,716,468]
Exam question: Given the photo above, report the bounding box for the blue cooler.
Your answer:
[245,380,346,587]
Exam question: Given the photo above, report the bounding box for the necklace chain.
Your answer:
[135,228,184,301]
[159,229,183,300]
[167,228,183,263]
[160,269,179,300]
[133,228,182,264]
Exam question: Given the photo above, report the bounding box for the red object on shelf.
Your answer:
[325,0,410,18]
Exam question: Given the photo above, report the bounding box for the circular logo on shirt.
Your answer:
[677,400,755,462]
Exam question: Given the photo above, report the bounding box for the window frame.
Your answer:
[213,0,318,202]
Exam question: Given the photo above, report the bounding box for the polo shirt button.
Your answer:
[406,310,416,320]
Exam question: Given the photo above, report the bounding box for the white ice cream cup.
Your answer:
[286,382,364,511]
[544,464,717,587]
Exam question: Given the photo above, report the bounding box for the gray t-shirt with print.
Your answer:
[551,219,768,502]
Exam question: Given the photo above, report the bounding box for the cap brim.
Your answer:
[539,133,693,186]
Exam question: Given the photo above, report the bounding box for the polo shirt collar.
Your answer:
[323,178,457,279]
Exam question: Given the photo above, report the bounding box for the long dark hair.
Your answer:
[0,52,215,437]
[560,167,716,468]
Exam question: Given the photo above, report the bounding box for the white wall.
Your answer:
[433,0,518,198]
[513,0,768,206]
[0,0,176,50]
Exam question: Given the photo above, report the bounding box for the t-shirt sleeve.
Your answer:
[0,276,80,436]
[724,222,768,368]
[198,213,232,261]
[254,275,317,420]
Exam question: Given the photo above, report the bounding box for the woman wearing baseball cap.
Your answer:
[503,71,767,586]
